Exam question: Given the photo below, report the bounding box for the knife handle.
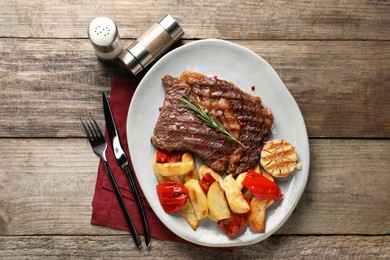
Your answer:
[123,164,151,247]
[103,161,142,248]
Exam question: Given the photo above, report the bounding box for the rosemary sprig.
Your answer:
[180,96,247,148]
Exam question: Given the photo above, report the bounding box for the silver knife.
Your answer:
[103,92,151,247]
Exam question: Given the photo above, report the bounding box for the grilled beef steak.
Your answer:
[151,71,273,175]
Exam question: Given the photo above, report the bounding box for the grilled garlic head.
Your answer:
[260,139,301,177]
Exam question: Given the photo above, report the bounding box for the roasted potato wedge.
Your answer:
[248,197,267,232]
[154,172,183,184]
[261,168,274,182]
[243,189,254,201]
[179,196,199,230]
[153,152,195,177]
[154,171,166,184]
[235,172,247,190]
[184,179,208,220]
[182,168,197,183]
[266,200,274,208]
[207,182,231,222]
[224,174,250,214]
[198,164,224,189]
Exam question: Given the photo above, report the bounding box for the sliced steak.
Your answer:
[151,71,273,175]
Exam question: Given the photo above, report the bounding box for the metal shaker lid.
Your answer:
[159,15,184,41]
[88,17,123,61]
[118,15,184,76]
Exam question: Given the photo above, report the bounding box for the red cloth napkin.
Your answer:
[91,77,234,252]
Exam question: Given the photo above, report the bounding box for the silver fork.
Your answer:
[80,116,142,248]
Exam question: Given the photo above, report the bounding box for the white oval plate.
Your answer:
[127,39,310,247]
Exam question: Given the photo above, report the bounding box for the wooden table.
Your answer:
[1,1,389,258]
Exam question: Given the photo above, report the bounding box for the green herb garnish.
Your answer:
[180,96,247,148]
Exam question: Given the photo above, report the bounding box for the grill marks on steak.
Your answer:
[151,71,273,175]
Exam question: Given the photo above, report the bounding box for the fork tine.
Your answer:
[80,116,93,139]
[90,117,104,138]
[85,117,96,139]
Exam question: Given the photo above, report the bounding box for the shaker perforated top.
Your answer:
[88,17,123,61]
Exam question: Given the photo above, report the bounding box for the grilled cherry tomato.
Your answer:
[156,149,182,163]
[242,170,283,201]
[218,212,248,236]
[156,181,188,213]
[199,172,216,192]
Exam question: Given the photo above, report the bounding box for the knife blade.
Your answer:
[103,92,151,247]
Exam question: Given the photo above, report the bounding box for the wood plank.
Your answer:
[0,39,389,138]
[0,235,388,259]
[0,0,389,40]
[244,40,390,138]
[0,138,388,236]
[279,139,390,235]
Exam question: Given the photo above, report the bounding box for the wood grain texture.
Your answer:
[0,0,389,40]
[0,235,388,259]
[0,138,388,236]
[0,0,388,257]
[1,39,388,138]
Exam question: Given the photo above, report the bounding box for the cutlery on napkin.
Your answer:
[91,77,234,252]
[103,91,151,247]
